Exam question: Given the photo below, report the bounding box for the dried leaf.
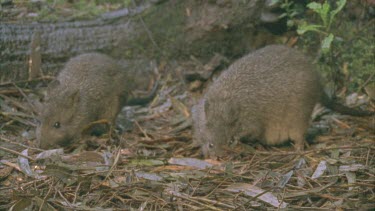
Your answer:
[295,158,307,169]
[226,184,288,208]
[311,160,327,179]
[277,170,293,188]
[18,149,39,178]
[168,157,215,170]
[345,172,356,191]
[61,151,106,164]
[296,168,313,187]
[135,172,163,181]
[339,164,366,172]
[35,148,64,160]
[130,159,164,166]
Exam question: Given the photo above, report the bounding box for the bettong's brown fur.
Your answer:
[192,45,373,158]
[37,53,135,149]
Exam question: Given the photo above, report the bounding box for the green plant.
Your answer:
[297,0,346,54]
[271,0,304,28]
[296,0,374,92]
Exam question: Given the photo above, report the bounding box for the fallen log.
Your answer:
[0,0,271,82]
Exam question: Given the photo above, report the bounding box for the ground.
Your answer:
[0,63,374,210]
[0,0,374,210]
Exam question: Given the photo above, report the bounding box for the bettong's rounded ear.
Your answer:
[33,100,43,115]
[34,117,41,125]
[45,79,61,94]
[42,79,60,101]
[32,79,61,115]
[25,92,44,115]
[49,79,61,88]
[66,90,81,105]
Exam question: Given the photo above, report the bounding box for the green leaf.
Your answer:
[270,0,281,6]
[329,0,347,29]
[320,2,331,28]
[287,20,295,28]
[279,13,288,19]
[290,11,299,17]
[307,2,322,12]
[321,33,334,54]
[331,0,347,18]
[297,21,324,35]
[307,1,330,28]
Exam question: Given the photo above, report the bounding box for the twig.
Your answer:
[284,181,336,199]
[40,181,54,211]
[0,76,54,87]
[73,182,81,204]
[365,148,370,166]
[58,190,74,208]
[0,146,35,161]
[331,116,351,129]
[169,190,234,210]
[234,188,274,210]
[12,82,38,115]
[277,188,287,211]
[0,111,34,119]
[0,136,42,152]
[134,120,150,140]
[104,147,121,181]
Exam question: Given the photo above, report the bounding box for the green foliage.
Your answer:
[271,0,304,28]
[297,22,323,34]
[297,0,346,54]
[338,36,375,91]
[305,0,346,31]
[317,34,375,92]
[306,2,331,29]
[320,33,334,54]
[297,1,374,92]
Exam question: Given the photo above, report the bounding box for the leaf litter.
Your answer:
[0,64,374,210]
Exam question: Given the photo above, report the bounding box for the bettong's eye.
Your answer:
[53,122,61,128]
[209,143,214,148]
